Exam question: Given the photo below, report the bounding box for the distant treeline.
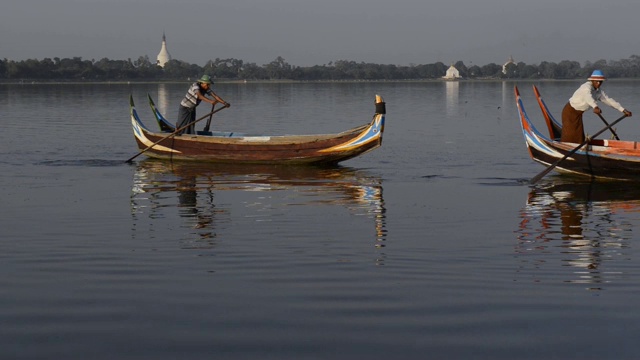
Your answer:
[3,55,640,82]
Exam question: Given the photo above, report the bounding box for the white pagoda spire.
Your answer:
[156,32,172,68]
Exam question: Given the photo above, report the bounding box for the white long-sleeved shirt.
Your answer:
[569,81,625,112]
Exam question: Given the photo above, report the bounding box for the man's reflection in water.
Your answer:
[176,174,217,248]
[516,182,635,289]
[556,200,601,272]
[177,175,198,216]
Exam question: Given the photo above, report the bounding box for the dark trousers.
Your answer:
[561,102,585,143]
[176,105,196,134]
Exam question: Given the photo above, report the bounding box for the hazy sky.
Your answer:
[3,0,640,67]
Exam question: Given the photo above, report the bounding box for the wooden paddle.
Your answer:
[125,106,228,163]
[203,103,216,133]
[529,114,628,184]
[597,113,621,140]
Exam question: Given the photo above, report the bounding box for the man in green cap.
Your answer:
[176,75,230,134]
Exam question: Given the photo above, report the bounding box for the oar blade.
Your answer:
[529,160,560,184]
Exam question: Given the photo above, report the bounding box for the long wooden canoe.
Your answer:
[130,95,385,165]
[516,85,640,180]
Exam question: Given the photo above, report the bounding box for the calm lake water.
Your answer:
[3,80,640,359]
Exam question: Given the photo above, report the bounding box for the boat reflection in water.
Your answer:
[131,159,386,259]
[515,179,640,290]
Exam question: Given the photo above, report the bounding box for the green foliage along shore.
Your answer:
[3,55,640,82]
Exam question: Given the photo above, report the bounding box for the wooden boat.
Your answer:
[130,95,385,165]
[516,85,640,180]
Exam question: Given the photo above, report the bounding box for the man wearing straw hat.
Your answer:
[176,75,230,135]
[561,70,632,143]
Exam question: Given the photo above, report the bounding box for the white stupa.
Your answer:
[442,63,461,80]
[156,32,172,68]
[502,55,515,74]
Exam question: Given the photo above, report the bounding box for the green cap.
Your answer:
[197,75,213,84]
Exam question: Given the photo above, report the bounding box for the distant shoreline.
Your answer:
[5,78,637,85]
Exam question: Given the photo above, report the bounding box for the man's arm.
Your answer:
[209,91,230,107]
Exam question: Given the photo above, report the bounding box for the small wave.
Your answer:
[477,177,531,186]
[37,159,128,167]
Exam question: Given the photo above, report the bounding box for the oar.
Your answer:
[125,106,228,163]
[597,113,621,140]
[203,103,215,133]
[529,114,628,184]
